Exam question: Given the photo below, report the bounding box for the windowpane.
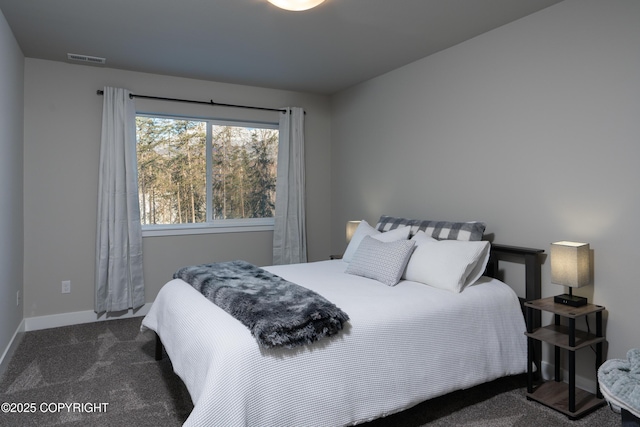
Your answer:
[211,124,278,220]
[136,116,278,227]
[136,117,207,225]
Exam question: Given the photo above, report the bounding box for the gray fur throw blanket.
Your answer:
[173,260,349,349]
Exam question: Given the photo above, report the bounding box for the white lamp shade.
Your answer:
[268,0,325,11]
[550,241,590,288]
[346,221,361,243]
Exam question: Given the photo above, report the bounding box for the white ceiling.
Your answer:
[0,0,563,95]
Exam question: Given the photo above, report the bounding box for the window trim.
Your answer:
[136,113,279,236]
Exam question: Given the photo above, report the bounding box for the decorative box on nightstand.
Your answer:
[524,297,607,420]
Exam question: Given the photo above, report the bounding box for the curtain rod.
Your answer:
[96,90,288,113]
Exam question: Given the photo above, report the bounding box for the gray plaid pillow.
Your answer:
[345,236,415,286]
[375,215,485,241]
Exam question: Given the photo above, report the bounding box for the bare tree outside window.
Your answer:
[136,116,278,227]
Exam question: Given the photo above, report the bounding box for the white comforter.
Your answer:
[141,260,527,426]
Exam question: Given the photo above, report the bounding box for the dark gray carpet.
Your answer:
[0,317,621,426]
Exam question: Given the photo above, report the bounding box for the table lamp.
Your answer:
[346,221,361,244]
[551,241,590,307]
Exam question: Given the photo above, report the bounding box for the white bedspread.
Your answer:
[141,260,527,426]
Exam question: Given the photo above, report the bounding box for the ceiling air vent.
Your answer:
[67,53,106,64]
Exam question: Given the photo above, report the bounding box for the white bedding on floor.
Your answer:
[141,260,527,427]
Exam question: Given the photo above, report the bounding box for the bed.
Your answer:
[141,216,543,426]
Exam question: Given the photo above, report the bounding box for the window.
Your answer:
[136,115,279,235]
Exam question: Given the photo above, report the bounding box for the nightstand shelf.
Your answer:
[524,297,606,420]
[527,381,605,419]
[527,324,604,351]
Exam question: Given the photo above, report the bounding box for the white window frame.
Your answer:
[137,114,278,237]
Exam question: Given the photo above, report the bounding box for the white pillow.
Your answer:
[342,220,410,262]
[345,236,416,286]
[404,231,491,293]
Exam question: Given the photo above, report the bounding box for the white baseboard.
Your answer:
[0,319,26,378]
[23,303,153,332]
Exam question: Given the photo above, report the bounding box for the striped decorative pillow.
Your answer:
[343,220,410,262]
[345,236,415,286]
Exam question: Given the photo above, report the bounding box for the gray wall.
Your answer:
[331,0,640,371]
[23,59,331,318]
[7,0,640,387]
[0,9,24,366]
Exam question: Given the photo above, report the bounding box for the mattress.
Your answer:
[141,259,527,426]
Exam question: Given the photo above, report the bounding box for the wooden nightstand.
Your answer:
[524,297,606,419]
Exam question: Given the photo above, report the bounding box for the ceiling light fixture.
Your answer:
[267,0,325,12]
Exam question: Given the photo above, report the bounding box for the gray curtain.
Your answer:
[273,107,307,264]
[95,87,145,313]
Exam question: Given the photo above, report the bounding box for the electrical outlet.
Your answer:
[62,280,71,294]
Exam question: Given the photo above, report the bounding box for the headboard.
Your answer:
[486,243,544,373]
[486,243,544,303]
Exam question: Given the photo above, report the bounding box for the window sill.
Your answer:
[142,222,274,237]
